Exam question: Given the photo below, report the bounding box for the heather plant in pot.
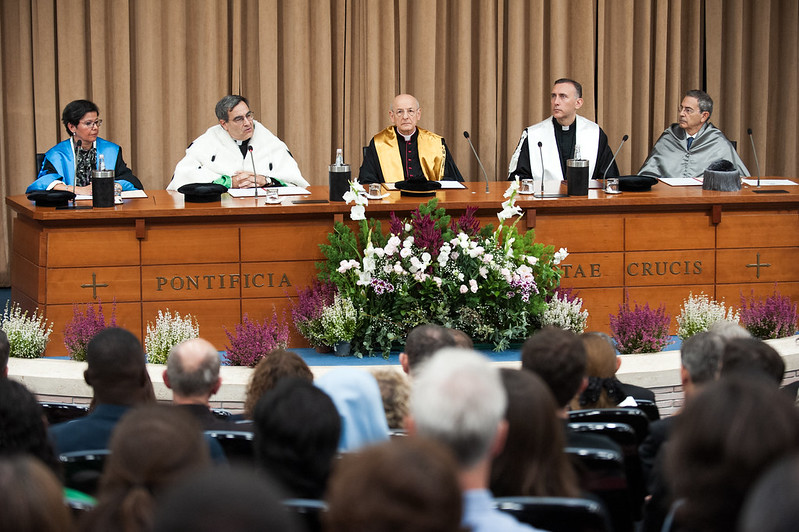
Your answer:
[609,299,672,354]
[63,300,117,361]
[739,288,798,340]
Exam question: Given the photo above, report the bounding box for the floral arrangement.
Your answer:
[223,311,290,367]
[314,188,564,357]
[739,289,798,340]
[0,302,53,359]
[676,292,739,340]
[609,299,672,354]
[144,309,199,364]
[290,280,337,348]
[540,291,589,334]
[319,294,358,347]
[63,301,117,361]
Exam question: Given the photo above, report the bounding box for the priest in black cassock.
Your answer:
[507,79,618,182]
[358,94,463,184]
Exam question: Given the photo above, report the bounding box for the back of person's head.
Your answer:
[410,348,506,469]
[371,368,410,430]
[253,378,340,499]
[165,338,220,398]
[491,368,579,498]
[154,466,300,532]
[0,455,74,532]
[666,376,799,532]
[84,405,211,532]
[403,324,456,374]
[681,331,725,385]
[244,349,313,417]
[0,379,60,475]
[575,332,624,409]
[739,453,799,532]
[316,368,390,452]
[708,319,751,340]
[325,437,463,532]
[448,328,474,349]
[521,326,587,408]
[0,329,9,376]
[720,337,785,385]
[84,327,148,404]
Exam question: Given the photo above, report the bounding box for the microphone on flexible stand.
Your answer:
[603,134,628,195]
[463,131,490,194]
[533,142,567,198]
[73,139,81,207]
[747,128,761,188]
[248,146,259,201]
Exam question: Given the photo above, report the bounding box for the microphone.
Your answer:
[248,145,259,200]
[538,141,545,196]
[747,128,761,188]
[463,131,490,194]
[73,139,81,205]
[603,134,629,194]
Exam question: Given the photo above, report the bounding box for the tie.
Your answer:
[686,137,694,150]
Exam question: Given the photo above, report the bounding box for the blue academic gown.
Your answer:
[27,137,142,193]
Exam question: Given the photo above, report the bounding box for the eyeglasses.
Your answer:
[678,105,697,115]
[393,108,418,117]
[80,119,103,128]
[230,111,255,124]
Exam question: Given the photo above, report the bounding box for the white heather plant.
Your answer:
[540,292,589,334]
[0,302,53,359]
[319,294,358,346]
[145,309,199,364]
[676,292,740,340]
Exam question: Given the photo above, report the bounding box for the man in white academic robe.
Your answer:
[167,95,308,190]
[508,78,618,183]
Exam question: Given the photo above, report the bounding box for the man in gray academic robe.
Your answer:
[638,89,749,178]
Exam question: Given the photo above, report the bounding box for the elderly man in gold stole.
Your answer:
[358,94,463,184]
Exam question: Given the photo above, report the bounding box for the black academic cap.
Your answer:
[617,175,658,192]
[27,189,76,207]
[394,179,442,197]
[178,183,228,203]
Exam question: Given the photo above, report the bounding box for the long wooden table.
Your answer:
[7,180,799,356]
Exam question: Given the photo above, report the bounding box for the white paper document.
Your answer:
[383,181,467,190]
[742,178,797,186]
[74,190,149,200]
[227,186,311,197]
[658,177,703,186]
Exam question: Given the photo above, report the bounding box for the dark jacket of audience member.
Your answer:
[243,349,313,418]
[253,378,340,499]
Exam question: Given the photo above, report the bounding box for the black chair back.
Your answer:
[36,152,45,172]
[567,446,634,532]
[283,499,326,532]
[626,399,660,421]
[41,402,89,425]
[205,430,254,465]
[569,408,651,444]
[60,449,111,497]
[494,496,613,532]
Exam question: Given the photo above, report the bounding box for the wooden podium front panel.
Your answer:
[558,253,624,288]
[140,226,240,265]
[240,262,318,298]
[716,211,799,248]
[624,250,716,286]
[716,282,799,307]
[142,264,242,301]
[533,214,624,252]
[10,253,44,302]
[44,302,143,357]
[46,266,142,304]
[574,287,624,333]
[141,299,242,352]
[12,215,46,265]
[624,213,715,251]
[240,220,331,262]
[716,249,799,284]
[626,284,716,332]
[46,228,140,267]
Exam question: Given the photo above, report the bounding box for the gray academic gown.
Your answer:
[638,122,749,178]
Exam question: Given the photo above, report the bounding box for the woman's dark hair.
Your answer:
[253,377,340,499]
[666,376,799,532]
[0,455,74,532]
[244,349,313,418]
[82,405,210,532]
[61,99,99,135]
[491,368,580,498]
[0,379,60,476]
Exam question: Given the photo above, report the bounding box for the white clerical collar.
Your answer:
[400,129,416,142]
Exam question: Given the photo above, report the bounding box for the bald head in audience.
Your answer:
[399,324,456,376]
[164,338,221,406]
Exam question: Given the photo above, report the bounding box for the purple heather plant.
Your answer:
[452,206,481,236]
[609,299,672,354]
[63,301,117,361]
[290,280,336,324]
[739,289,798,340]
[223,312,290,367]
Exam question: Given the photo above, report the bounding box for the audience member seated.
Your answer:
[153,466,301,532]
[371,368,410,430]
[0,329,8,378]
[708,319,751,339]
[448,328,474,349]
[491,368,580,498]
[81,405,211,532]
[665,376,799,532]
[164,338,238,430]
[0,455,75,532]
[399,324,456,377]
[316,368,390,452]
[739,453,799,532]
[253,378,340,499]
[719,337,785,385]
[243,349,313,419]
[50,328,154,454]
[325,437,463,532]
[521,327,621,454]
[574,332,655,410]
[408,348,543,531]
